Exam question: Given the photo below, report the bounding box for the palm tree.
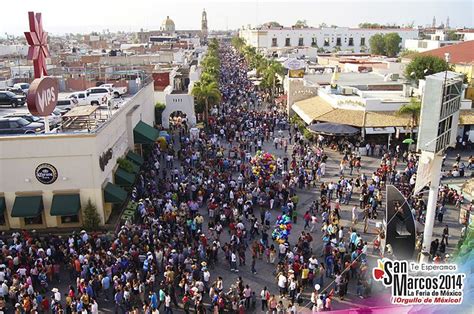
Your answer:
[191,80,221,125]
[262,61,286,99]
[231,36,246,51]
[397,97,421,139]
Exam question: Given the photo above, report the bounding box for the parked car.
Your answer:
[68,91,88,106]
[0,117,44,135]
[6,87,25,95]
[56,98,77,111]
[13,83,30,94]
[85,87,113,106]
[0,91,26,107]
[100,83,127,97]
[3,113,43,125]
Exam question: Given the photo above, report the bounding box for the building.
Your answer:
[201,9,208,43]
[238,26,419,53]
[405,30,461,52]
[404,40,474,94]
[161,16,176,32]
[0,81,157,230]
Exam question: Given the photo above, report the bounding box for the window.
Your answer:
[418,41,428,48]
[0,213,5,226]
[0,121,9,128]
[24,215,43,225]
[336,37,341,46]
[324,38,330,46]
[79,93,85,99]
[348,38,354,46]
[285,38,291,46]
[61,215,80,224]
[272,38,278,47]
[360,37,366,46]
[298,37,304,46]
[311,37,317,46]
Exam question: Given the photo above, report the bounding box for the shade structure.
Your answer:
[133,121,160,144]
[126,151,144,165]
[114,168,136,186]
[0,197,5,215]
[308,123,360,136]
[104,182,128,203]
[50,194,81,216]
[11,196,43,218]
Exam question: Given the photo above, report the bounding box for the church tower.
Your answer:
[201,9,208,43]
[432,16,436,28]
[446,16,450,29]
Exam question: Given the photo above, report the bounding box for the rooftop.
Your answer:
[304,72,401,87]
[413,40,474,64]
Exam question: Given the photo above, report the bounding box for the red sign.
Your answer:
[24,12,50,79]
[27,77,58,116]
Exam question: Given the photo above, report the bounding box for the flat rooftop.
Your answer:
[304,72,402,87]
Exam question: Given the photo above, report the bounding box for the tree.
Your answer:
[397,98,421,139]
[384,33,402,57]
[358,22,382,29]
[83,199,101,230]
[369,34,386,55]
[446,30,458,41]
[261,61,285,99]
[404,55,450,80]
[399,49,418,58]
[264,21,282,28]
[191,80,221,124]
[231,36,246,51]
[294,20,308,28]
[154,102,166,125]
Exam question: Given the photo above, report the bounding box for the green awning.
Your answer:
[114,167,136,186]
[50,194,81,216]
[126,151,144,165]
[133,121,160,144]
[11,196,43,218]
[104,182,128,203]
[130,162,140,174]
[0,197,5,215]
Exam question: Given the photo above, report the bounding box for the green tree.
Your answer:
[191,80,221,124]
[384,33,402,57]
[369,33,386,55]
[83,199,101,230]
[404,55,451,80]
[154,102,166,125]
[399,49,418,58]
[294,20,308,28]
[264,21,282,28]
[261,61,285,98]
[231,36,246,51]
[358,22,382,29]
[397,98,421,139]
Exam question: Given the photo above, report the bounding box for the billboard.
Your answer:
[385,185,417,260]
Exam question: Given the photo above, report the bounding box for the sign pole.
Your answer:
[44,116,50,133]
[419,155,442,263]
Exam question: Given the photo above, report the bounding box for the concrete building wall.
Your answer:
[162,94,196,128]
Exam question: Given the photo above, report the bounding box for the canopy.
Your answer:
[308,123,360,136]
[0,197,5,215]
[133,121,160,144]
[114,168,136,186]
[104,182,128,203]
[126,151,144,165]
[11,196,43,218]
[50,194,81,216]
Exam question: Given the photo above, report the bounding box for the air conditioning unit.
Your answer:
[341,87,353,95]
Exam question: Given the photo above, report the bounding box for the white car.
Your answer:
[100,83,127,97]
[68,91,88,106]
[85,87,113,106]
[13,83,30,94]
[56,98,77,111]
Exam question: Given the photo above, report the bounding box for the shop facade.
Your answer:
[0,83,157,230]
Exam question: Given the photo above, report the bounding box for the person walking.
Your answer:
[260,287,270,312]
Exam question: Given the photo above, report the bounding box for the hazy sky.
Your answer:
[1,0,472,36]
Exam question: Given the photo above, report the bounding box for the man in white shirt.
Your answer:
[278,273,287,298]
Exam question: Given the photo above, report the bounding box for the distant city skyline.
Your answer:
[1,0,472,36]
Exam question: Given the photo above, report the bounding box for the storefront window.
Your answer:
[24,215,43,225]
[0,214,5,226]
[61,215,80,224]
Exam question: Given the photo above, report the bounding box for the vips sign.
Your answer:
[35,163,58,184]
[26,77,59,116]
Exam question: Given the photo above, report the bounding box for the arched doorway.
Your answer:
[168,111,189,130]
[161,95,197,129]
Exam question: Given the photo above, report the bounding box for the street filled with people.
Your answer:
[0,43,470,314]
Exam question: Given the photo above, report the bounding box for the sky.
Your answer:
[1,0,472,36]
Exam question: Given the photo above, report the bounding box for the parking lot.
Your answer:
[0,91,132,133]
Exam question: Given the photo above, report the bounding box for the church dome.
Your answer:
[161,16,175,32]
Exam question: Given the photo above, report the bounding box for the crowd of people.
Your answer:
[0,43,468,314]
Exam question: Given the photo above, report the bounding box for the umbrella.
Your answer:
[308,123,360,136]
[402,138,415,144]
